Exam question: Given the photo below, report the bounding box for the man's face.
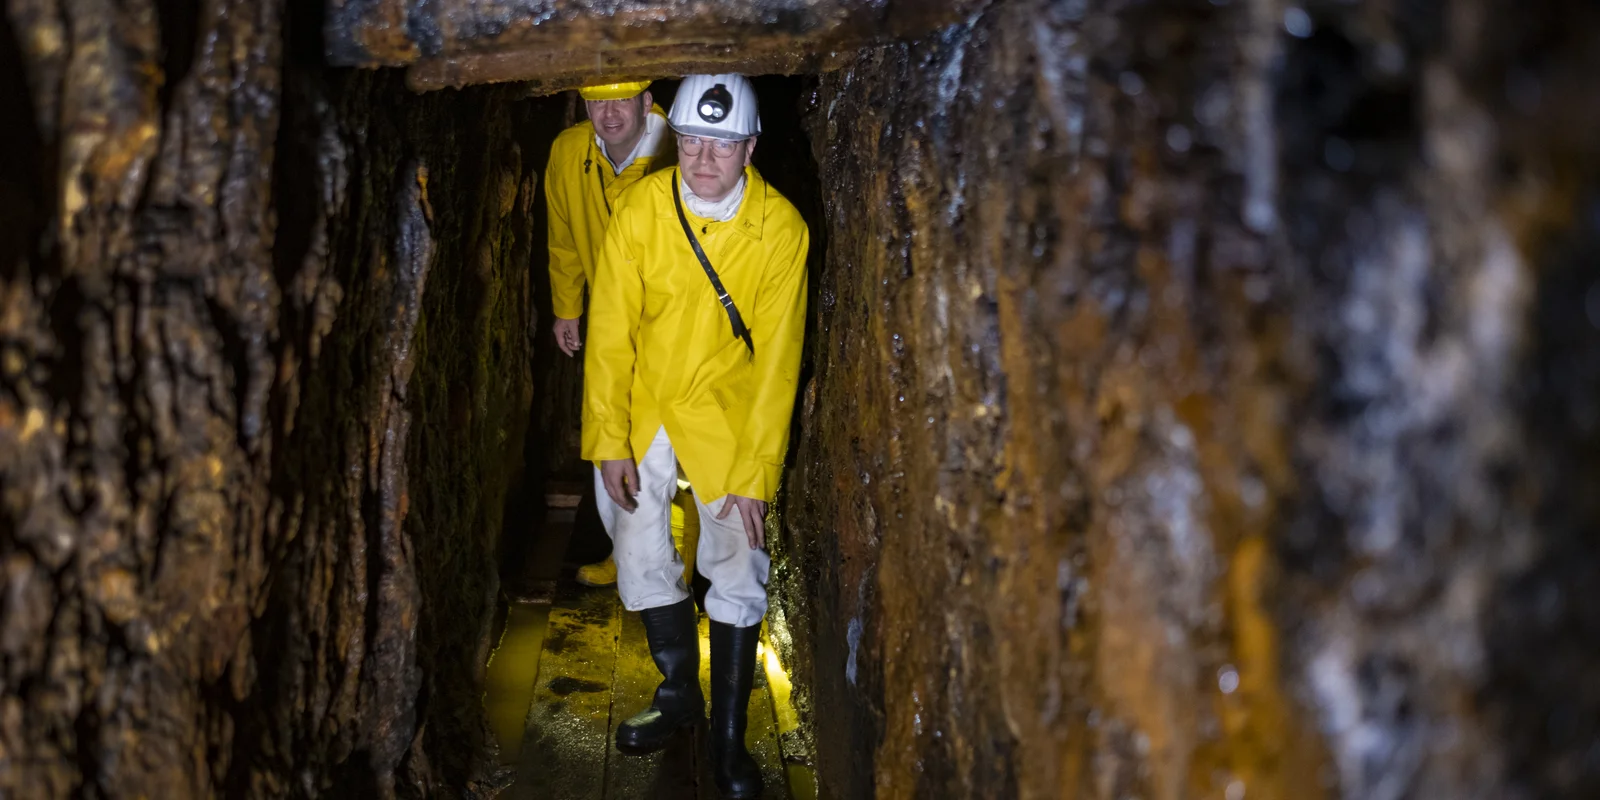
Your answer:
[586,92,651,152]
[679,136,755,203]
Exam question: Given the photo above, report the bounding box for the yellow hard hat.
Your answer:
[579,80,652,101]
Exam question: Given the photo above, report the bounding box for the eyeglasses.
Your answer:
[678,135,746,159]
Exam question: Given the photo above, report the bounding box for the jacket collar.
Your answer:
[594,107,669,174]
[731,166,765,241]
[670,166,765,241]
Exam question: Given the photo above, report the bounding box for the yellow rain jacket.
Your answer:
[583,166,809,503]
[545,107,668,319]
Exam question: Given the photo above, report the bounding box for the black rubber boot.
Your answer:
[709,621,762,799]
[616,599,703,752]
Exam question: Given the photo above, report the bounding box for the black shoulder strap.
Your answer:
[673,170,754,356]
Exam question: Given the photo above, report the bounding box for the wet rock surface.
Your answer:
[0,0,553,794]
[4,0,1599,796]
[775,0,1600,798]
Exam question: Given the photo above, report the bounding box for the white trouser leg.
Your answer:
[595,427,688,611]
[694,494,771,628]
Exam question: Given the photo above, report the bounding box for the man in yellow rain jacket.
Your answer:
[583,74,807,799]
[543,79,701,589]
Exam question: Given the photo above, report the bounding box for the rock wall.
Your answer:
[5,0,1599,796]
[0,0,548,793]
[779,0,1600,798]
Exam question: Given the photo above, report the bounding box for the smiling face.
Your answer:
[678,136,755,203]
[586,91,651,160]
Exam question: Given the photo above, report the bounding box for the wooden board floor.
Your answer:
[490,488,792,799]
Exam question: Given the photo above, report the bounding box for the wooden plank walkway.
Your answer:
[502,586,791,799]
[488,484,793,799]
[512,585,622,800]
[603,610,701,798]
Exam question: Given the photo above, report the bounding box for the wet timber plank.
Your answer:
[511,586,621,800]
[694,617,789,800]
[603,607,700,799]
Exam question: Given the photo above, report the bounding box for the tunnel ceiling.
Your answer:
[325,0,979,91]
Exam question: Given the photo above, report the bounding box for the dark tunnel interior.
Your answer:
[486,75,831,797]
[3,0,1600,798]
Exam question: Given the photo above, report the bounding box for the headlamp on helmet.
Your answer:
[668,74,761,141]
[697,84,734,123]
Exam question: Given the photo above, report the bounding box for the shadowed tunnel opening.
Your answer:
[3,0,1600,798]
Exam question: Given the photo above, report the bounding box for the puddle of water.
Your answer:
[484,603,552,765]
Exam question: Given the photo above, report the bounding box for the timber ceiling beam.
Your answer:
[324,0,976,92]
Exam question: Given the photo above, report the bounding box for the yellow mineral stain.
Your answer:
[62,169,88,225]
[20,408,45,442]
[416,166,435,224]
[96,568,141,625]
[29,24,63,58]
[95,121,158,184]
[1215,535,1329,800]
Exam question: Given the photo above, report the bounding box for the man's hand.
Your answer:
[553,317,582,357]
[717,495,769,550]
[600,459,640,513]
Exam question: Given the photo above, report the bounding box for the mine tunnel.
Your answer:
[3,0,1600,798]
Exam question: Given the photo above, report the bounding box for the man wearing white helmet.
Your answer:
[543,79,701,592]
[583,73,808,799]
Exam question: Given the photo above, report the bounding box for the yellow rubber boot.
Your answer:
[575,556,617,587]
[671,489,701,589]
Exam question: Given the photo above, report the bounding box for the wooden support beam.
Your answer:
[322,0,975,91]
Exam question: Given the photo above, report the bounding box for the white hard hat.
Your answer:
[668,74,761,140]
